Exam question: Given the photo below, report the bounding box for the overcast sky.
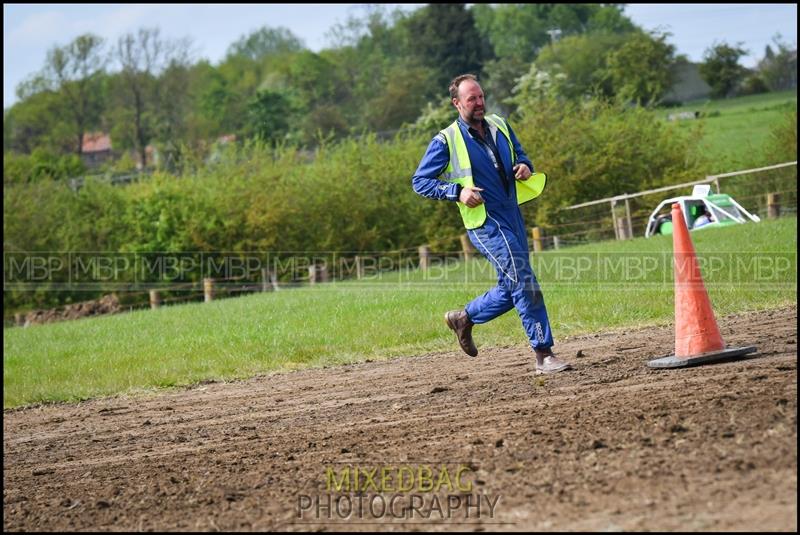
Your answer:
[4,3,797,109]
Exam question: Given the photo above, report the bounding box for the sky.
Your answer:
[3,3,798,109]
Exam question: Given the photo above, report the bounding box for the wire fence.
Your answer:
[8,162,797,327]
[532,161,797,247]
[65,169,156,191]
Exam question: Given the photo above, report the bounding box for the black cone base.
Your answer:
[647,346,757,369]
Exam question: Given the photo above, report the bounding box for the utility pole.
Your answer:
[546,28,562,47]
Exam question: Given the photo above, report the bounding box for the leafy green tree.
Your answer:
[412,96,455,136]
[402,4,491,90]
[699,42,748,98]
[226,26,306,61]
[153,62,192,171]
[506,63,567,110]
[511,95,708,228]
[481,56,529,115]
[586,5,637,34]
[42,34,108,155]
[287,50,342,110]
[178,60,227,145]
[605,31,676,105]
[244,89,293,144]
[4,90,71,154]
[533,32,629,100]
[547,3,590,35]
[323,5,432,131]
[363,61,435,133]
[757,35,797,91]
[739,73,769,96]
[3,147,86,183]
[197,66,236,131]
[205,54,261,136]
[302,104,350,144]
[113,27,193,168]
[285,50,351,142]
[473,4,636,63]
[472,4,550,63]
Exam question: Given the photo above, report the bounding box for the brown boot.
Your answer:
[534,350,572,375]
[444,310,478,357]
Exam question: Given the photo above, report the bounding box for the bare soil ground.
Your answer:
[4,305,797,532]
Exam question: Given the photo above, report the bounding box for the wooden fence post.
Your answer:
[149,289,161,309]
[308,264,329,285]
[261,268,272,292]
[624,197,634,239]
[552,236,560,250]
[767,193,781,219]
[355,255,364,279]
[460,234,475,262]
[262,268,280,292]
[532,227,543,252]
[616,217,630,240]
[418,245,430,271]
[611,200,620,240]
[204,278,214,302]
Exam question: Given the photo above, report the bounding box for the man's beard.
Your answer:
[467,108,484,122]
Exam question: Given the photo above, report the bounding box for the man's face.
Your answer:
[453,80,485,123]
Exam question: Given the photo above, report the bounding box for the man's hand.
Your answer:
[459,186,484,208]
[513,163,532,180]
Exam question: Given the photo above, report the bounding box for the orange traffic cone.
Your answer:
[648,203,756,368]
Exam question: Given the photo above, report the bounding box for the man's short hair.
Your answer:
[449,74,478,100]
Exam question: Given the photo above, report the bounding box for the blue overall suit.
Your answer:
[411,117,554,351]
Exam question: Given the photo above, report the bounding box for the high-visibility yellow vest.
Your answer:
[439,114,546,229]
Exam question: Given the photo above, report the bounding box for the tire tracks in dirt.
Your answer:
[4,305,797,531]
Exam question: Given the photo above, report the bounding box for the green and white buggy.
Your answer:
[644,185,761,238]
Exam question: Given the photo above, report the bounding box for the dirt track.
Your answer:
[4,305,797,532]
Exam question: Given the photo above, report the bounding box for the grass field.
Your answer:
[657,90,797,172]
[4,216,796,409]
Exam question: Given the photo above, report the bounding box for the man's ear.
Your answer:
[451,98,459,108]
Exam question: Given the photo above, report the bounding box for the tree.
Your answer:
[533,32,629,100]
[196,63,241,136]
[587,5,637,34]
[244,89,293,144]
[113,27,193,168]
[402,4,491,90]
[757,35,797,91]
[511,95,708,227]
[226,26,306,61]
[209,54,263,136]
[4,89,71,154]
[481,56,529,115]
[323,5,431,131]
[699,42,748,98]
[471,5,639,109]
[473,4,637,63]
[154,60,194,172]
[8,35,106,156]
[363,61,435,132]
[43,34,108,155]
[506,63,567,111]
[605,31,676,106]
[287,50,344,111]
[472,4,550,63]
[5,147,86,183]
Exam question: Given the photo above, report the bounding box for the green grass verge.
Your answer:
[657,90,797,171]
[3,217,796,409]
